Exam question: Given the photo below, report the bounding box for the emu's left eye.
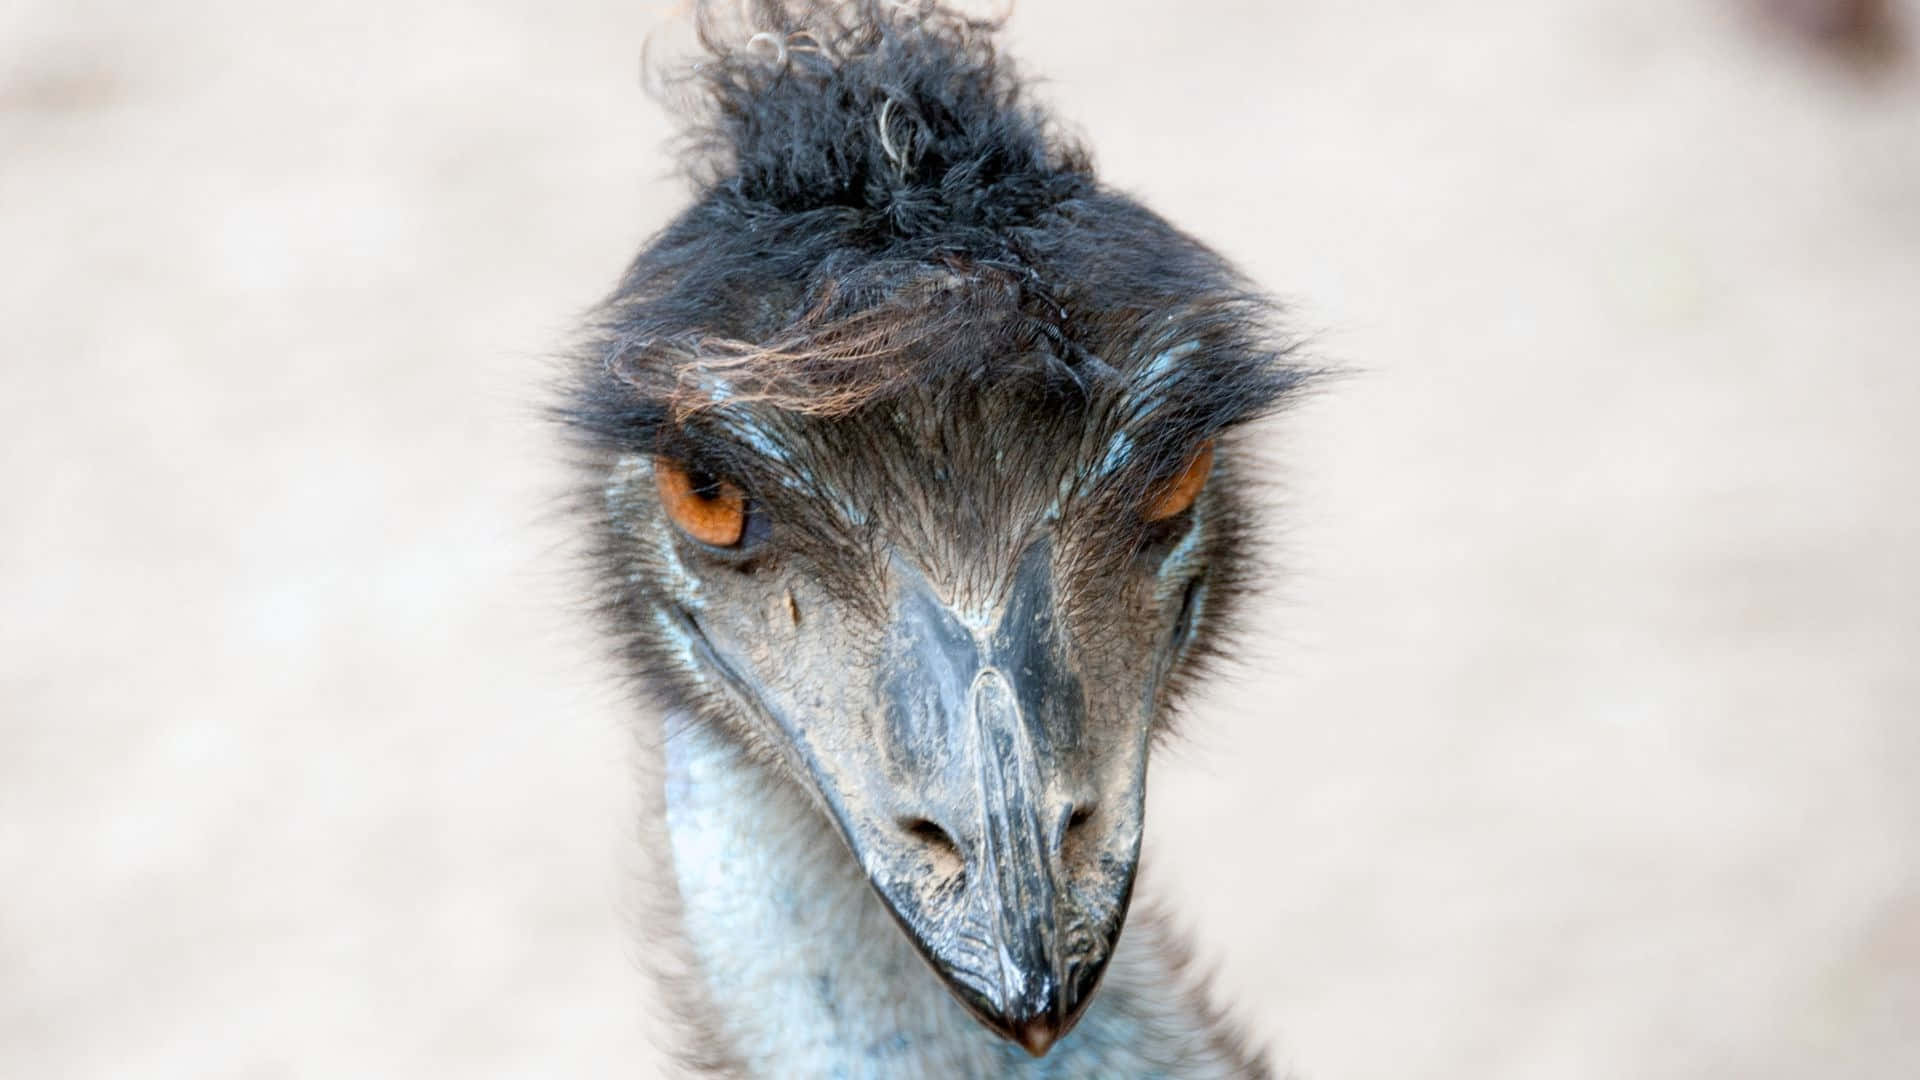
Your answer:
[655,458,749,547]
[1144,440,1214,522]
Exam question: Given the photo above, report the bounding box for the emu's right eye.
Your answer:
[1144,440,1215,522]
[654,458,749,547]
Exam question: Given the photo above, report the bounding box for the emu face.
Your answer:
[568,0,1304,1058]
[602,347,1243,1052]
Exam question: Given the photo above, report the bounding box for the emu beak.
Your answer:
[678,536,1150,1054]
[825,542,1147,1056]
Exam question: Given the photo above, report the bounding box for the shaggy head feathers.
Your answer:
[683,0,1083,233]
[568,0,1306,452]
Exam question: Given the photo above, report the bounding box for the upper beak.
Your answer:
[820,541,1147,1056]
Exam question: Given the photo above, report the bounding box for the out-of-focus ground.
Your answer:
[3,1,1916,1077]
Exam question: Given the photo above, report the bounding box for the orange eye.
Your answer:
[654,458,748,547]
[1144,440,1214,522]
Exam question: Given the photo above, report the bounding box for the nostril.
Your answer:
[903,817,952,847]
[900,818,965,882]
[1054,802,1097,859]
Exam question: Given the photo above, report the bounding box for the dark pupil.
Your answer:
[686,468,723,502]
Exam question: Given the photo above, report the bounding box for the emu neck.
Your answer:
[660,714,1259,1079]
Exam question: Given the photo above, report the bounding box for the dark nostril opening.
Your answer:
[901,818,965,882]
[1055,802,1097,861]
[904,817,952,847]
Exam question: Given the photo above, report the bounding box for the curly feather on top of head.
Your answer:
[668,0,1083,230]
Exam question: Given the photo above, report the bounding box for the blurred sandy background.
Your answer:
[4,1,1917,1076]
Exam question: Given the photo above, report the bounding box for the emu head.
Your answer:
[567,2,1306,1057]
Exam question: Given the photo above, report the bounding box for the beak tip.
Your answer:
[1012,1016,1062,1057]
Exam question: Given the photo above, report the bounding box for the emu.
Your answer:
[564,3,1309,1075]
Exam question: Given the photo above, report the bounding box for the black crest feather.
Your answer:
[680,0,1086,234]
